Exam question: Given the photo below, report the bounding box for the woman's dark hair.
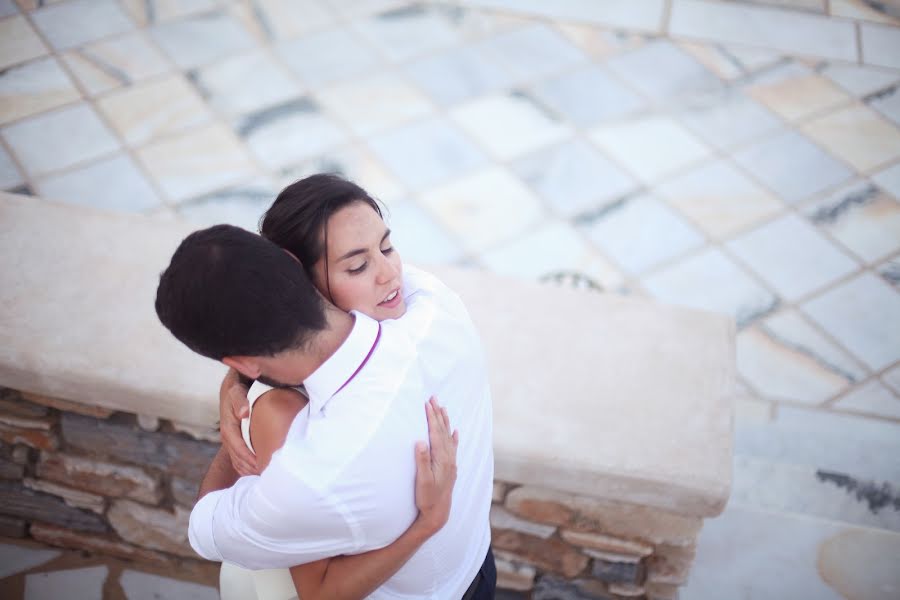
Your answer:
[260,173,383,302]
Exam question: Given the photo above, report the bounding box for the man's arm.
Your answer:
[189,386,347,567]
[289,398,458,600]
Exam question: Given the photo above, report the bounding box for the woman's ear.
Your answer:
[222,356,261,380]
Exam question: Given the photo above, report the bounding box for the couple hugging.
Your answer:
[155,174,496,599]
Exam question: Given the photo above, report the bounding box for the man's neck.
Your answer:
[308,306,355,370]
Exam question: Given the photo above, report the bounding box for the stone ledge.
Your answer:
[0,193,734,518]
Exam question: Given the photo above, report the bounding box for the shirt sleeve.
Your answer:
[187,464,362,569]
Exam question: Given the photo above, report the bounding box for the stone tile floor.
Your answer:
[0,537,218,599]
[1,0,899,598]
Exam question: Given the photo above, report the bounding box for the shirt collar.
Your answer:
[304,310,381,415]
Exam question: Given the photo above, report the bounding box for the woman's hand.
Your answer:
[413,397,459,535]
[219,368,259,476]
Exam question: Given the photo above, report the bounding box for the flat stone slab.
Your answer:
[0,193,734,517]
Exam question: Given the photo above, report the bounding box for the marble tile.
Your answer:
[472,23,587,85]
[97,75,212,147]
[380,197,465,265]
[35,154,161,213]
[588,116,711,184]
[0,142,24,190]
[822,63,900,97]
[731,454,900,538]
[738,403,900,482]
[670,0,858,61]
[872,161,900,199]
[420,166,544,253]
[0,15,47,70]
[240,0,335,39]
[581,194,704,275]
[511,139,638,219]
[32,0,133,50]
[352,5,462,62]
[835,379,900,420]
[731,130,853,204]
[188,49,301,117]
[736,0,826,11]
[861,22,900,70]
[119,0,219,26]
[801,103,900,172]
[0,0,17,17]
[234,98,347,170]
[737,317,866,405]
[137,122,256,202]
[606,39,724,106]
[883,364,900,396]
[802,272,900,371]
[327,0,410,19]
[805,180,900,264]
[60,31,169,96]
[656,159,783,239]
[745,61,853,122]
[276,27,380,88]
[530,64,645,128]
[175,179,275,232]
[275,145,403,203]
[869,84,900,126]
[403,45,514,107]
[678,41,781,81]
[0,56,81,124]
[0,542,60,578]
[642,248,777,325]
[686,504,900,600]
[480,220,625,290]
[458,0,667,32]
[120,569,218,600]
[727,213,859,302]
[2,103,119,177]
[25,565,107,600]
[367,117,487,191]
[731,456,900,536]
[315,72,432,137]
[555,23,649,61]
[831,0,900,25]
[151,11,255,70]
[878,257,900,288]
[450,92,571,161]
[678,90,783,151]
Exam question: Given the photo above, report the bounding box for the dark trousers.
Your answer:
[463,546,496,600]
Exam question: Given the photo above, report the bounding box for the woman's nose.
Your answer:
[375,255,399,284]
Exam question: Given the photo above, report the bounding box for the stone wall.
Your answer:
[1,386,701,599]
[0,387,217,578]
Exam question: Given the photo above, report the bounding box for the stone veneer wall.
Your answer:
[1,386,695,600]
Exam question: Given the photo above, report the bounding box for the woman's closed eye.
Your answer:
[348,261,367,275]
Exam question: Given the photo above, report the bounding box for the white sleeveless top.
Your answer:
[240,382,309,455]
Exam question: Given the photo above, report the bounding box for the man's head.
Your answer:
[155,224,327,386]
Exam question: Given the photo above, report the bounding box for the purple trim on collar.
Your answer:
[334,322,381,396]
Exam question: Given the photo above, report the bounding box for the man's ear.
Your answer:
[222,356,261,380]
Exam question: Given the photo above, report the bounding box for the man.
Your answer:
[155,224,494,598]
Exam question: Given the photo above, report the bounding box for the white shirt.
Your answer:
[189,266,494,599]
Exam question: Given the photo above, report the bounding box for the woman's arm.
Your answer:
[287,398,459,600]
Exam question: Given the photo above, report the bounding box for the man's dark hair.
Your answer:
[260,173,383,301]
[155,224,327,360]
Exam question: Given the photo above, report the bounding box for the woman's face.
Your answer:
[312,202,405,321]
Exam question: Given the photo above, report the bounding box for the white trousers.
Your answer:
[219,563,298,600]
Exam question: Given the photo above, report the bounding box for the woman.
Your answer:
[216,174,483,600]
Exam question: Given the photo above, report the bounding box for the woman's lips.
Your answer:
[379,289,402,308]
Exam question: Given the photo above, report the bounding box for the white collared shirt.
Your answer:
[189,266,494,599]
